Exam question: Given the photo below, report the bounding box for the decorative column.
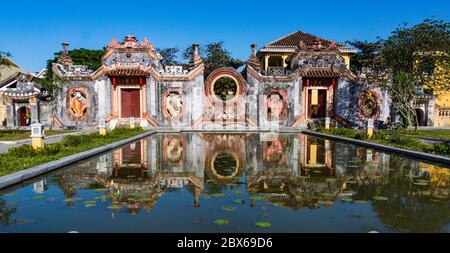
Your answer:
[30,123,45,149]
[325,116,331,130]
[367,119,374,137]
[99,119,107,135]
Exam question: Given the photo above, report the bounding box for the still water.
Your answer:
[0,133,449,232]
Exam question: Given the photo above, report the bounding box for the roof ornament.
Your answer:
[57,42,73,66]
[62,42,69,55]
[108,38,120,48]
[298,40,306,49]
[188,43,202,70]
[251,44,257,57]
[247,44,261,71]
[328,41,338,50]
[124,35,138,48]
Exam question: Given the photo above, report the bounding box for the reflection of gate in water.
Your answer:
[201,133,245,183]
[112,140,148,178]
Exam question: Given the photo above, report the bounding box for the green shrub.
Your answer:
[7,144,37,158]
[41,143,64,156]
[0,127,146,176]
[431,143,450,155]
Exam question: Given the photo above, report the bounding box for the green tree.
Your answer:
[380,71,418,128]
[382,18,450,89]
[0,51,13,78]
[158,47,181,66]
[182,41,244,77]
[347,39,384,73]
[45,48,105,80]
[349,18,450,128]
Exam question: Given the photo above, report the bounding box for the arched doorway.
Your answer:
[203,68,247,126]
[415,108,425,126]
[17,106,31,126]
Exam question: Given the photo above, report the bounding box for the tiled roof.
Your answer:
[266,31,334,48]
[261,31,355,53]
[301,67,342,78]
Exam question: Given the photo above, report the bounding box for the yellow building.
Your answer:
[0,58,25,125]
[259,31,355,75]
[415,51,450,126]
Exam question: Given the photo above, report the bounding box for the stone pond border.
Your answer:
[0,131,156,190]
[0,128,305,190]
[6,127,448,191]
[302,130,450,165]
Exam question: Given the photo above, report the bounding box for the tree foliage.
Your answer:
[379,71,418,128]
[349,18,450,128]
[45,48,105,80]
[158,47,181,66]
[0,51,13,78]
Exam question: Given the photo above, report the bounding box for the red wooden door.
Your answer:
[121,89,140,118]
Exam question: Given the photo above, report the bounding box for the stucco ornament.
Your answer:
[267,93,283,119]
[166,92,183,118]
[359,89,380,119]
[69,91,87,119]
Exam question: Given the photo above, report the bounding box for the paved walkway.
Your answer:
[0,129,96,154]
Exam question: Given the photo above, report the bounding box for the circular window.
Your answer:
[212,152,238,178]
[213,76,237,101]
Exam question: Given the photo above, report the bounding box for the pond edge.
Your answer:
[302,130,450,165]
[0,131,156,190]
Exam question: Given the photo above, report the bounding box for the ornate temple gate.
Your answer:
[110,76,147,119]
[203,68,247,126]
[304,77,336,119]
[120,89,140,118]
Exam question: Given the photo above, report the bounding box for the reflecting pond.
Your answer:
[0,133,449,232]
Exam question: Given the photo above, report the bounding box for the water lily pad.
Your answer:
[210,193,225,197]
[413,181,429,186]
[213,219,229,225]
[354,200,368,204]
[107,204,123,209]
[94,188,108,192]
[84,200,96,205]
[221,206,237,212]
[372,196,388,201]
[250,196,264,201]
[7,200,18,205]
[341,198,353,202]
[325,178,337,183]
[3,192,16,196]
[94,195,108,199]
[85,204,96,207]
[254,221,271,228]
[233,199,245,204]
[32,195,44,200]
[231,190,244,195]
[317,200,334,205]
[64,197,82,203]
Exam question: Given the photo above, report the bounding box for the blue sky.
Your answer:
[1,0,449,71]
